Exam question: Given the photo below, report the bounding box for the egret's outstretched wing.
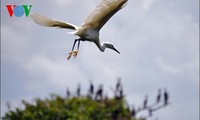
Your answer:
[82,0,128,30]
[30,13,78,30]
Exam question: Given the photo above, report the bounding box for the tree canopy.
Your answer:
[2,79,169,120]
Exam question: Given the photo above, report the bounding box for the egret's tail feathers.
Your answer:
[30,13,78,30]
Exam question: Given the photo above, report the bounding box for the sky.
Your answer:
[1,0,199,120]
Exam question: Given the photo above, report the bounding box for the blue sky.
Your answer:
[1,0,199,120]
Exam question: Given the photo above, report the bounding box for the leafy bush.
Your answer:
[2,96,140,120]
[2,79,169,120]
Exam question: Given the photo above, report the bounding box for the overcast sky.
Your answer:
[1,0,199,119]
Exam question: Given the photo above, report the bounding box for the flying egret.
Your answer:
[30,0,128,60]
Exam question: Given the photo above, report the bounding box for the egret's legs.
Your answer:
[73,40,80,58]
[67,39,82,60]
[67,39,79,60]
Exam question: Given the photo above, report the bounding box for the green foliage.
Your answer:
[2,95,141,120]
[2,80,169,120]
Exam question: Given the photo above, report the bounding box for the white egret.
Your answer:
[30,0,128,60]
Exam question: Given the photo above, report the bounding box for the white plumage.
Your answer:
[30,0,128,60]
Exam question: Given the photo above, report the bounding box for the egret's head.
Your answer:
[103,42,120,54]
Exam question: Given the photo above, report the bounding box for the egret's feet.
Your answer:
[73,50,79,58]
[67,51,73,60]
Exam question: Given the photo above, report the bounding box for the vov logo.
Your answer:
[6,5,32,17]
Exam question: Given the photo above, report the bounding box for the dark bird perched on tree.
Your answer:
[115,87,124,100]
[119,86,124,99]
[116,78,121,91]
[115,78,124,99]
[131,105,136,118]
[88,80,94,99]
[148,108,153,117]
[76,83,81,97]
[66,87,71,98]
[95,84,103,101]
[156,89,161,103]
[143,95,148,109]
[164,88,169,105]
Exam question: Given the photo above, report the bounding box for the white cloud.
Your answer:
[23,55,88,91]
[141,0,156,11]
[1,25,29,62]
[55,0,72,7]
[155,57,185,75]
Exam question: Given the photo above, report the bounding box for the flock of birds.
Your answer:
[66,79,170,119]
[66,79,126,101]
[31,0,128,60]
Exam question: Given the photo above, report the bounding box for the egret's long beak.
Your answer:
[113,47,120,54]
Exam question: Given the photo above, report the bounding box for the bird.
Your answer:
[89,80,94,95]
[76,83,81,97]
[131,105,136,118]
[143,95,148,109]
[116,78,121,91]
[66,87,71,98]
[148,108,153,117]
[164,88,169,105]
[30,0,128,60]
[95,84,103,101]
[119,87,124,98]
[156,89,161,103]
[88,80,94,99]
